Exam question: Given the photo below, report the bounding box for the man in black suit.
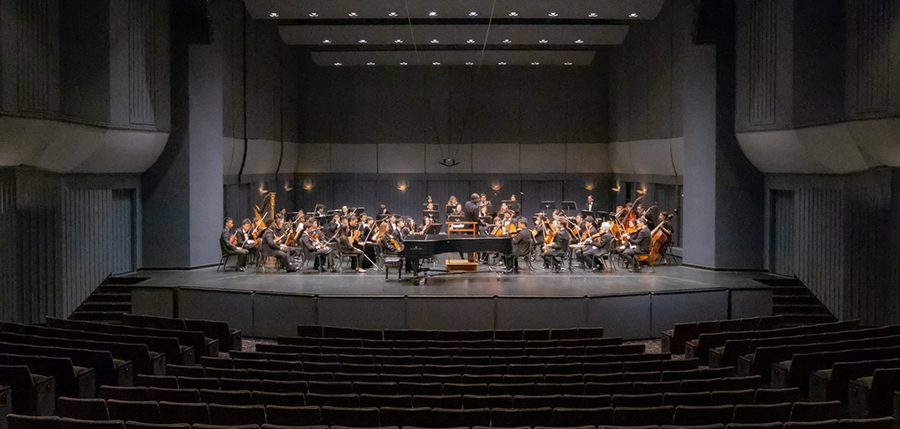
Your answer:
[299,219,333,272]
[464,193,482,262]
[585,195,595,214]
[543,222,570,273]
[623,218,652,272]
[220,217,249,271]
[260,219,297,272]
[503,219,532,274]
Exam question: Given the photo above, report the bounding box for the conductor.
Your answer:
[464,193,482,262]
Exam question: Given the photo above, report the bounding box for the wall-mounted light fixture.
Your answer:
[258,183,268,194]
[284,181,293,192]
[491,180,502,191]
[302,179,314,191]
[611,181,621,192]
[397,180,408,192]
[584,182,595,191]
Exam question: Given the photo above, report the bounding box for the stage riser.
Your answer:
[132,287,772,340]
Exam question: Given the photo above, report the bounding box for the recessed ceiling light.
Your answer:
[334,62,342,66]
[400,62,408,65]
[498,62,506,65]
[388,12,398,17]
[467,39,476,44]
[322,39,331,44]
[503,39,511,44]
[359,39,367,44]
[394,39,403,44]
[509,12,518,17]
[539,39,548,44]
[428,11,437,17]
[564,62,573,65]
[531,62,540,65]
[465,62,474,65]
[575,39,584,44]
[309,12,318,17]
[269,12,279,18]
[629,13,639,18]
[431,39,439,43]
[469,12,478,16]
[432,62,441,65]
[367,62,375,66]
[588,12,598,18]
[348,12,357,17]
[548,12,558,17]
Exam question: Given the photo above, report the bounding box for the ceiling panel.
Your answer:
[245,0,664,21]
[279,25,628,46]
[311,50,596,66]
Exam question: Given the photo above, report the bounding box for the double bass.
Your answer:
[648,212,676,265]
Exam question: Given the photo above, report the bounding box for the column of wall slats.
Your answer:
[795,188,844,317]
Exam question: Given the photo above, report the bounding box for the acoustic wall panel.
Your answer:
[296,144,332,174]
[407,297,495,331]
[567,144,610,173]
[331,144,378,173]
[378,144,426,173]
[317,297,406,329]
[588,294,651,340]
[748,0,777,125]
[472,144,519,173]
[497,297,587,329]
[178,289,255,337]
[253,293,317,338]
[650,290,729,337]
[520,144,566,174]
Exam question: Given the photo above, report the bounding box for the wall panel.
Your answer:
[128,0,156,125]
[0,171,17,322]
[853,0,891,114]
[15,0,59,114]
[748,0,777,125]
[795,188,844,316]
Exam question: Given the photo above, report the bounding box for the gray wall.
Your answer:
[299,64,606,145]
[0,168,141,324]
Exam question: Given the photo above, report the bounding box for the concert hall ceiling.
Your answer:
[242,0,664,66]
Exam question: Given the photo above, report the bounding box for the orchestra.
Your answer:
[220,192,677,275]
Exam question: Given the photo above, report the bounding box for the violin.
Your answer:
[229,232,238,246]
[349,229,361,245]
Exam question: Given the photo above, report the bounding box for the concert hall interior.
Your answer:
[2,0,900,414]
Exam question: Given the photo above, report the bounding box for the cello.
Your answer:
[648,212,676,266]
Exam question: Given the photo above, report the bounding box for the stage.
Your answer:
[125,258,780,340]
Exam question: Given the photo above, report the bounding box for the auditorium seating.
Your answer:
[0,364,55,415]
[660,316,784,355]
[809,359,900,403]
[0,353,95,399]
[47,317,217,359]
[122,314,242,352]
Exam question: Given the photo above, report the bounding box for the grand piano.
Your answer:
[399,234,512,277]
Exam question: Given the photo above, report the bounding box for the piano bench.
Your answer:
[384,256,403,280]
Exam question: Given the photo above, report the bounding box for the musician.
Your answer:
[622,218,652,272]
[503,219,531,274]
[236,219,257,249]
[314,204,326,216]
[446,196,459,218]
[220,217,249,271]
[542,221,570,273]
[576,216,598,268]
[508,194,520,214]
[299,219,334,272]
[532,215,550,257]
[581,220,615,271]
[380,222,404,254]
[324,214,341,241]
[585,195,596,214]
[260,219,298,272]
[464,193,482,262]
[336,223,366,273]
[656,212,674,264]
[450,204,463,217]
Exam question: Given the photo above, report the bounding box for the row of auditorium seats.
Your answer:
[133,373,764,396]
[6,417,896,429]
[192,357,700,375]
[46,317,219,358]
[97,384,813,407]
[278,337,624,349]
[297,326,606,342]
[122,314,242,351]
[704,321,866,368]
[2,395,869,428]
[254,344,646,358]
[0,320,185,367]
[661,316,785,354]
[698,322,877,367]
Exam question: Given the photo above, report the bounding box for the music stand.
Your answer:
[541,201,556,212]
[445,204,456,215]
[354,207,365,215]
[562,201,577,215]
[424,223,442,234]
[422,210,439,222]
[327,210,337,216]
[501,200,519,213]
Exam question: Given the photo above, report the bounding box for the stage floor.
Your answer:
[127,257,780,298]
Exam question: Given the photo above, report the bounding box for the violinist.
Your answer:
[542,220,570,273]
[336,223,366,273]
[379,222,404,254]
[323,214,341,242]
[503,219,531,274]
[622,218,652,272]
[236,219,257,250]
[532,216,550,257]
[300,219,334,272]
[575,216,598,268]
[446,196,459,219]
[220,217,249,271]
[314,204,326,217]
[260,219,298,272]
